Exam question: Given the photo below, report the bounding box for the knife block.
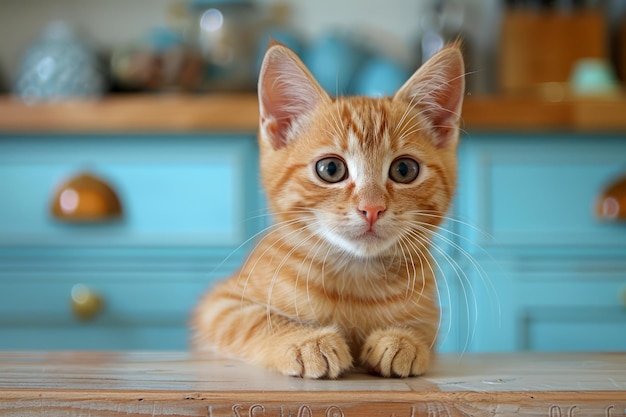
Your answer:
[499,10,607,95]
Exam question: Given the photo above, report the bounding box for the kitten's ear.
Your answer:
[394,44,465,148]
[258,42,330,150]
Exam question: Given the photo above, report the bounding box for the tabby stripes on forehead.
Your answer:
[335,98,393,149]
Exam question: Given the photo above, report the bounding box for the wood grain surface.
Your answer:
[0,351,625,416]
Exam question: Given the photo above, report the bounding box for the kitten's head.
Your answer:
[257,42,464,259]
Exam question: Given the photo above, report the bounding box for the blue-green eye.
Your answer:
[316,157,347,183]
[389,158,419,183]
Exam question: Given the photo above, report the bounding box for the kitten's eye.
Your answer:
[389,158,420,183]
[316,157,348,183]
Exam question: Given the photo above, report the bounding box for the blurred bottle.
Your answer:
[0,67,5,94]
[188,0,261,92]
[255,2,305,77]
[418,0,465,65]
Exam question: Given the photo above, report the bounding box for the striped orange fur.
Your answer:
[192,42,465,379]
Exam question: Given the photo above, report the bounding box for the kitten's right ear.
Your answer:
[394,43,465,148]
[258,42,330,150]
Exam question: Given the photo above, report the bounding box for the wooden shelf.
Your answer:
[1,94,626,133]
[1,351,625,416]
[0,94,260,133]
[463,95,626,132]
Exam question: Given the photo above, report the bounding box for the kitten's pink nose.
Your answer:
[359,205,386,228]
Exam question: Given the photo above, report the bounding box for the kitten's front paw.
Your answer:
[279,327,352,379]
[361,328,431,378]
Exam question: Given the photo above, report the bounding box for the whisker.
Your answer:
[266,220,329,331]
[395,235,414,298]
[396,234,419,299]
[415,221,501,326]
[406,210,503,327]
[393,90,423,137]
[405,227,477,354]
[212,215,307,281]
[294,223,340,325]
[396,230,451,351]
[237,216,317,312]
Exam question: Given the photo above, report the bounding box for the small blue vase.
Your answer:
[352,58,410,97]
[14,21,106,103]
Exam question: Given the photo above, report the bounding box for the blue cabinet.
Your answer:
[1,130,625,352]
[0,133,265,349]
[453,133,626,353]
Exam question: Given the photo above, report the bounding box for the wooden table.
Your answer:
[0,351,625,416]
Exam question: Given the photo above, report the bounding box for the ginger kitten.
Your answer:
[192,42,465,379]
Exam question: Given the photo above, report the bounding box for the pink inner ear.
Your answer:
[425,83,464,144]
[421,73,464,147]
[258,46,327,150]
[395,46,465,148]
[259,91,297,150]
[260,116,282,145]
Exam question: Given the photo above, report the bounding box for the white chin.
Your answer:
[326,232,396,258]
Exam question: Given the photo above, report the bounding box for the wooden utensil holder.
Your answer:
[499,10,607,95]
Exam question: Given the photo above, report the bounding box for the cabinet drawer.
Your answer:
[0,275,205,322]
[0,134,261,248]
[460,135,626,248]
[0,253,236,349]
[0,325,189,350]
[469,255,626,352]
[522,306,626,351]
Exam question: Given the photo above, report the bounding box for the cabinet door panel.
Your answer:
[459,135,626,248]
[452,134,626,353]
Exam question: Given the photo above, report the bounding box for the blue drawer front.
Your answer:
[0,134,262,247]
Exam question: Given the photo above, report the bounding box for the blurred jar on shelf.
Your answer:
[188,0,262,92]
[110,28,203,93]
[14,21,107,103]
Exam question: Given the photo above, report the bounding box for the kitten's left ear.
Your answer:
[394,44,465,148]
